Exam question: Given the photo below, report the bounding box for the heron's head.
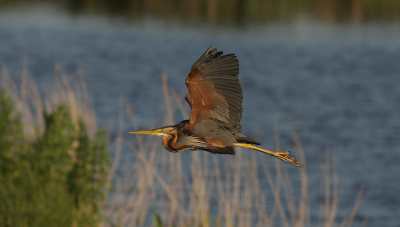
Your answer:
[129,126,176,137]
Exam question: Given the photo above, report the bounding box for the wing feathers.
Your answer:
[186,45,243,128]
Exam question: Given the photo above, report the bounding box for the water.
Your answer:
[1,6,400,226]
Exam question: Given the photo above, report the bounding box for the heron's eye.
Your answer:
[161,127,173,133]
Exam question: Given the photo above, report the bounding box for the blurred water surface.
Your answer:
[1,5,400,226]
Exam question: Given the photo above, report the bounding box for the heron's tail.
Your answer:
[233,143,303,167]
[236,135,261,145]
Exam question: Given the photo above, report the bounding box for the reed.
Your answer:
[0,61,97,140]
[104,72,365,227]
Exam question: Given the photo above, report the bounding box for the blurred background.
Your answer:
[1,0,400,226]
[1,0,400,24]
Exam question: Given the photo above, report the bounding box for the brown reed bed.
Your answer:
[1,62,365,226]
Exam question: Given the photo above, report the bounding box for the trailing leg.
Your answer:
[233,143,303,167]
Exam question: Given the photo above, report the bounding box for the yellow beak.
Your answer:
[129,129,163,136]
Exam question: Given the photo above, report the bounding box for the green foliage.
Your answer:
[0,91,24,174]
[0,91,109,227]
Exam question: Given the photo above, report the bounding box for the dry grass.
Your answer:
[103,72,365,227]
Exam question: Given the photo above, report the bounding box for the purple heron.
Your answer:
[130,46,302,167]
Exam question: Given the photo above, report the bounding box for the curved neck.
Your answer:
[161,132,187,153]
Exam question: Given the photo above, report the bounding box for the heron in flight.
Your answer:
[130,46,302,167]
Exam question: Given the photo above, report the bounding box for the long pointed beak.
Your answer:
[129,129,163,136]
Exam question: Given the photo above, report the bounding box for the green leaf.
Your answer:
[154,211,164,227]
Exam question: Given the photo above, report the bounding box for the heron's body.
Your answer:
[158,119,259,154]
[131,46,302,167]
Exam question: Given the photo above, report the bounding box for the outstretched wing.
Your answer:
[185,45,243,128]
